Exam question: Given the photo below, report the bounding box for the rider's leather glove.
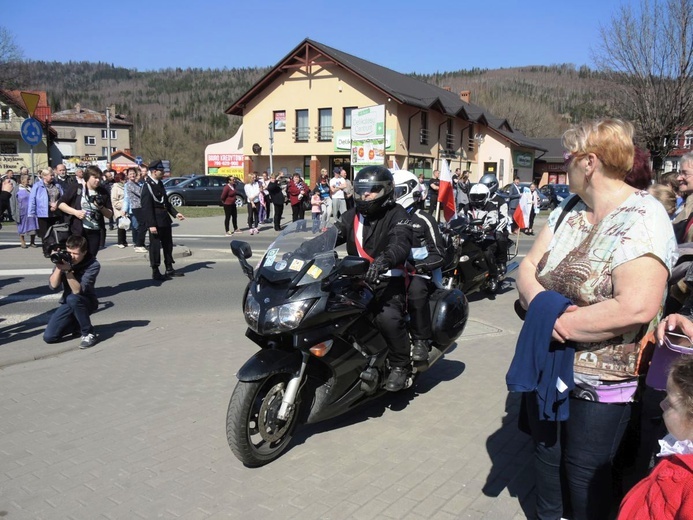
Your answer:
[365,256,389,284]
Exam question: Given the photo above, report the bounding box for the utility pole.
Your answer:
[106,106,111,169]
[268,121,274,175]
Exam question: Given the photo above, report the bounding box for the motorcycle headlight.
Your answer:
[244,293,261,331]
[262,299,315,335]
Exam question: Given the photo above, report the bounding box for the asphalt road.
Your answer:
[0,216,544,520]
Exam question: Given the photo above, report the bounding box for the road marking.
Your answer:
[0,269,53,276]
[0,293,60,302]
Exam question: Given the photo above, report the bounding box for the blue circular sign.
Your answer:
[21,118,43,146]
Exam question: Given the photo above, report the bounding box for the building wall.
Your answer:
[0,100,49,172]
[52,122,131,157]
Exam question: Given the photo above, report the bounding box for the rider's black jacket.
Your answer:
[335,203,412,268]
[408,207,446,273]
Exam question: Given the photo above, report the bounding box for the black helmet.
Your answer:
[478,173,499,194]
[353,166,395,217]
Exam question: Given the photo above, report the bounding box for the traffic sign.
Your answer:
[20,92,40,117]
[20,118,43,146]
[135,156,143,165]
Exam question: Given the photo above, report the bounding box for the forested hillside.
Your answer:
[16,61,614,172]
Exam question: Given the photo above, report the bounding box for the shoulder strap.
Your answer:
[554,195,582,233]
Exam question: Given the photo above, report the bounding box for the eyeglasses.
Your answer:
[677,170,693,178]
[563,151,587,167]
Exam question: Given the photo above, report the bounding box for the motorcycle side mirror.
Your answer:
[337,255,370,276]
[230,240,252,259]
[230,240,254,280]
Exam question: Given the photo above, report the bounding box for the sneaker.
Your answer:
[117,244,126,248]
[165,269,184,277]
[254,228,259,235]
[385,366,411,392]
[234,229,242,234]
[134,246,148,253]
[79,333,98,349]
[411,340,429,362]
[225,231,233,236]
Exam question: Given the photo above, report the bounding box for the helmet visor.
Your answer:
[469,193,487,205]
[354,181,388,201]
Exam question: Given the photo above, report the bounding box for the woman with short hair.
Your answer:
[515,119,678,520]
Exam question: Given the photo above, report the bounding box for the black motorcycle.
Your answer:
[439,216,518,295]
[226,221,469,467]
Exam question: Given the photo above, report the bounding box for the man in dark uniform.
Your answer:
[335,165,414,391]
[140,160,185,281]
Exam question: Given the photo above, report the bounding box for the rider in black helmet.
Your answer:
[335,165,414,391]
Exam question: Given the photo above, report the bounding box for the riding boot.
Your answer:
[411,340,429,362]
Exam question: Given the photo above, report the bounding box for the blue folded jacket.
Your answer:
[506,291,575,421]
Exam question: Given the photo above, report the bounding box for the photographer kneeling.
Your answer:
[43,235,101,349]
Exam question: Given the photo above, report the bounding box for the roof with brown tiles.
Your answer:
[52,104,133,126]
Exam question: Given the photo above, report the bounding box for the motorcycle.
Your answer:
[226,221,469,467]
[440,216,519,295]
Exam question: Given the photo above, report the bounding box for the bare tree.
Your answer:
[594,0,693,171]
[0,26,27,89]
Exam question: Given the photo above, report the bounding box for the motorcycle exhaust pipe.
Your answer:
[277,352,309,420]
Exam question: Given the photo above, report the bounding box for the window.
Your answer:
[101,129,117,139]
[101,147,117,155]
[343,106,357,129]
[295,109,309,142]
[318,108,332,141]
[84,136,96,146]
[189,177,209,188]
[1,107,9,121]
[273,110,286,132]
[420,112,428,145]
[446,119,454,148]
[0,140,17,154]
[685,131,693,149]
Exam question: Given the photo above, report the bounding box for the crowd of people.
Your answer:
[7,118,693,517]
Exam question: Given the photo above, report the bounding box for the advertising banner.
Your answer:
[350,105,385,167]
[207,153,244,176]
[334,129,395,153]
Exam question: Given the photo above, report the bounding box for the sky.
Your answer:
[6,0,621,74]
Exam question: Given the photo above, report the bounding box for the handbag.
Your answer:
[574,331,656,380]
[117,216,131,230]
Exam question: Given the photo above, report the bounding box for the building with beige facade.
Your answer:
[225,39,545,186]
[50,104,133,172]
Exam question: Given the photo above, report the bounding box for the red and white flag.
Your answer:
[513,188,532,230]
[437,159,456,221]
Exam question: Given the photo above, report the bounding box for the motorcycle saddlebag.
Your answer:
[428,288,469,347]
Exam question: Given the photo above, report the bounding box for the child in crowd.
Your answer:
[619,355,693,519]
[310,191,322,233]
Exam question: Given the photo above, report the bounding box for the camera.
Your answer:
[88,193,105,207]
[50,249,72,267]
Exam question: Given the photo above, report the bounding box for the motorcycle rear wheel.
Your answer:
[226,375,299,467]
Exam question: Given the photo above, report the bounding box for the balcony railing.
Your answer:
[316,125,333,142]
[445,132,455,149]
[293,126,310,142]
[419,128,429,145]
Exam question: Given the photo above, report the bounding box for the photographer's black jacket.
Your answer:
[335,204,412,268]
[141,176,178,228]
[58,183,112,236]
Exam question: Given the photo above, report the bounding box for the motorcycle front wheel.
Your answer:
[226,375,300,467]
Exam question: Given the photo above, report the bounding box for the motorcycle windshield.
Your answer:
[256,220,339,286]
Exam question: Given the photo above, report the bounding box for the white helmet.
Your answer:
[469,183,490,208]
[392,170,421,210]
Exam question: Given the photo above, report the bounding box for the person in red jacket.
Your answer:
[221,176,239,235]
[286,173,307,223]
[619,355,693,519]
